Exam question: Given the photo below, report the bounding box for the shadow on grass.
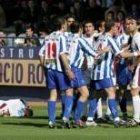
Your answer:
[2,122,49,128]
[31,116,62,120]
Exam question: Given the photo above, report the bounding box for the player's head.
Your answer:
[124,18,132,34]
[83,19,95,37]
[69,21,83,35]
[96,20,105,33]
[53,16,67,32]
[65,14,75,30]
[0,104,10,117]
[127,16,138,34]
[24,108,33,117]
[105,20,118,36]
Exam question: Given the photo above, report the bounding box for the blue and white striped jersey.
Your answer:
[64,32,74,50]
[39,31,69,72]
[92,33,123,80]
[114,33,129,49]
[69,34,98,68]
[82,34,95,68]
[114,33,129,64]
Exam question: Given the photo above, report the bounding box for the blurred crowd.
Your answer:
[0,0,140,47]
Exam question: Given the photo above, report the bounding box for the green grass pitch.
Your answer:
[0,105,140,140]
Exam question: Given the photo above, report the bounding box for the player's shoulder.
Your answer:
[134,32,140,40]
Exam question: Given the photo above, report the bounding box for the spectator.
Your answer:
[105,0,126,20]
[24,25,40,47]
[0,31,7,47]
[69,1,84,22]
[116,10,126,34]
[129,4,140,19]
[105,11,115,21]
[0,4,6,28]
[38,0,50,22]
[27,0,39,25]
[84,0,104,23]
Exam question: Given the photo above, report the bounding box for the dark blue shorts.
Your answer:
[90,78,114,90]
[45,69,72,90]
[117,64,133,86]
[71,67,86,88]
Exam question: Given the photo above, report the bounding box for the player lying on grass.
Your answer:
[0,99,33,117]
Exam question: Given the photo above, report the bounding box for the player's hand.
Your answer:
[65,70,75,80]
[101,46,110,53]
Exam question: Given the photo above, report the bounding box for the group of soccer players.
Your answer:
[39,14,140,129]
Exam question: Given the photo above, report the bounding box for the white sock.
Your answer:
[114,117,120,122]
[96,98,103,118]
[87,117,94,121]
[132,95,140,122]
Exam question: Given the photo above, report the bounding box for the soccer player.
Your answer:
[126,17,140,127]
[60,14,75,117]
[86,20,140,127]
[82,20,104,125]
[68,21,108,127]
[39,17,75,128]
[115,18,133,121]
[0,99,33,117]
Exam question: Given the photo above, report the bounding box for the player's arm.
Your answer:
[109,37,140,58]
[39,55,45,66]
[39,44,45,67]
[60,53,75,80]
[59,36,75,80]
[119,50,140,58]
[80,39,98,57]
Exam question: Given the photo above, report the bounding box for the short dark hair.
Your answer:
[96,20,105,30]
[69,21,82,33]
[25,108,33,117]
[51,16,66,31]
[105,20,116,32]
[25,24,34,31]
[65,14,75,21]
[83,19,94,27]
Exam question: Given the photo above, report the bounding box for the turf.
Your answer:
[0,105,140,140]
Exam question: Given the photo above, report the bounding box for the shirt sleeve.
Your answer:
[108,37,124,55]
[80,38,98,57]
[59,35,69,55]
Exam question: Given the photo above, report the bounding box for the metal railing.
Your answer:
[0,36,44,47]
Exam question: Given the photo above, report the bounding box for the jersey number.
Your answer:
[45,42,56,59]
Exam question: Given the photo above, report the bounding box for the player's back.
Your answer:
[40,31,68,72]
[6,99,26,117]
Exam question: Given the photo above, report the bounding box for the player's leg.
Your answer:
[48,89,57,128]
[105,98,113,121]
[118,86,127,121]
[46,69,58,128]
[60,91,65,117]
[56,71,74,128]
[62,88,73,128]
[86,90,101,127]
[103,77,126,127]
[126,65,140,127]
[74,85,89,127]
